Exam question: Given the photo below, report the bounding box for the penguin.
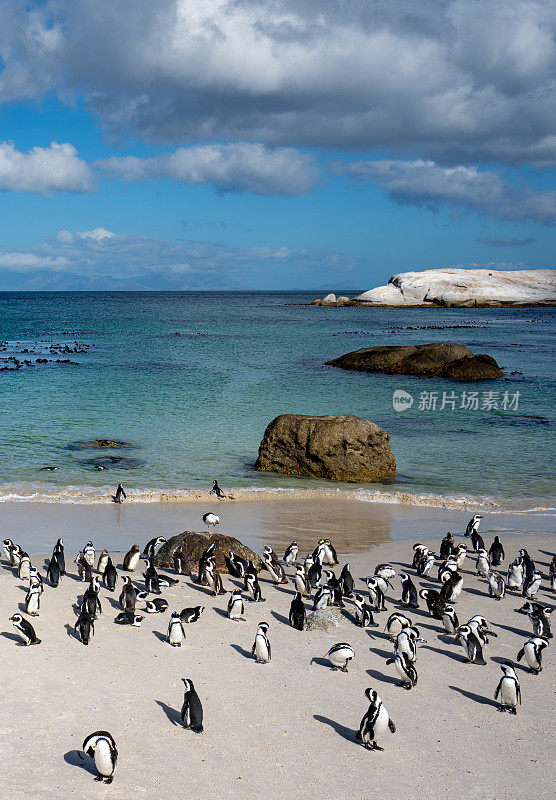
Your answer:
[489,536,505,567]
[412,543,429,569]
[475,549,490,578]
[438,560,459,583]
[142,536,167,561]
[143,559,162,594]
[325,571,344,607]
[244,571,265,602]
[75,552,92,582]
[550,555,556,592]
[18,552,31,581]
[29,570,43,594]
[384,612,411,641]
[252,621,271,663]
[9,543,23,569]
[114,612,143,626]
[465,514,483,539]
[440,571,464,603]
[440,532,455,560]
[399,573,419,608]
[517,548,536,580]
[119,575,136,612]
[522,570,542,599]
[168,611,186,645]
[395,627,425,663]
[2,538,14,564]
[145,598,169,614]
[262,548,287,584]
[367,577,386,612]
[417,552,435,577]
[507,560,524,591]
[521,602,553,639]
[180,605,204,623]
[487,570,506,600]
[356,688,396,751]
[10,613,41,645]
[25,585,41,616]
[81,731,118,783]
[123,545,141,571]
[467,615,498,646]
[494,662,521,714]
[113,483,126,503]
[181,679,204,732]
[322,642,354,672]
[202,513,220,532]
[456,625,486,664]
[339,563,355,598]
[284,541,299,566]
[353,594,377,628]
[294,564,311,597]
[103,557,118,592]
[158,573,179,588]
[375,563,396,581]
[313,585,332,610]
[322,539,339,566]
[227,589,245,621]
[211,479,226,499]
[52,538,65,575]
[225,551,248,579]
[83,541,95,567]
[516,636,549,674]
[81,578,102,619]
[307,555,323,589]
[198,541,216,585]
[386,652,418,690]
[419,589,445,619]
[45,556,61,587]
[205,558,225,596]
[442,604,460,635]
[97,549,109,575]
[74,610,95,644]
[454,543,468,569]
[289,592,306,631]
[173,551,187,574]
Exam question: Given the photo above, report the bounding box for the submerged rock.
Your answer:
[155,531,263,574]
[255,414,396,482]
[68,439,135,450]
[326,342,504,380]
[80,455,146,469]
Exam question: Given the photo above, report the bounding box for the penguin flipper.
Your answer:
[385,658,394,665]
[516,648,524,662]
[388,719,396,733]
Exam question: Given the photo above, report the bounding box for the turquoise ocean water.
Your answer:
[0,292,554,512]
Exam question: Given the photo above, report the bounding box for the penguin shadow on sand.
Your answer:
[152,630,168,644]
[462,586,488,598]
[308,657,331,670]
[187,581,216,598]
[64,750,98,777]
[213,607,230,619]
[270,610,290,627]
[0,631,22,644]
[313,715,356,744]
[423,644,467,663]
[17,601,27,614]
[366,667,399,686]
[494,620,529,637]
[369,644,394,660]
[449,685,498,709]
[230,643,255,660]
[155,700,183,726]
[105,596,122,611]
[64,623,78,640]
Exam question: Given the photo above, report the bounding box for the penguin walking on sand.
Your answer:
[356,689,396,751]
[476,549,490,578]
[520,602,553,639]
[227,589,245,621]
[81,731,118,783]
[97,549,109,575]
[417,551,435,577]
[205,558,225,596]
[321,642,354,672]
[10,613,41,645]
[123,545,141,571]
[168,612,186,646]
[386,652,418,690]
[465,514,483,540]
[83,541,95,567]
[25,584,41,616]
[467,615,498,647]
[440,533,455,560]
[489,536,505,567]
[53,538,65,575]
[487,570,506,600]
[103,557,117,592]
[494,663,521,714]
[181,679,204,731]
[45,556,61,587]
[284,541,299,566]
[245,571,265,602]
[339,563,355,597]
[399,573,419,608]
[522,570,542,599]
[353,594,377,628]
[18,552,31,581]
[289,592,306,631]
[516,636,549,674]
[81,577,102,619]
[252,621,271,663]
[457,625,486,664]
[442,605,460,636]
[74,610,95,645]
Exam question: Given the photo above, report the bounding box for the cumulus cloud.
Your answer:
[96,144,318,195]
[337,159,556,225]
[0,141,94,194]
[476,236,537,247]
[0,1,554,163]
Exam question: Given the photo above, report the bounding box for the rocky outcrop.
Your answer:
[255,414,396,482]
[326,342,504,380]
[312,293,351,306]
[312,268,556,307]
[155,531,263,574]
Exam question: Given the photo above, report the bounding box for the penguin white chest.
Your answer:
[374,705,389,738]
[254,634,269,662]
[94,741,113,776]
[500,677,517,706]
[524,643,539,669]
[169,622,183,644]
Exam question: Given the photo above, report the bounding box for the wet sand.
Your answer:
[0,503,554,799]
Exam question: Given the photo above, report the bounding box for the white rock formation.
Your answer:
[353,268,556,306]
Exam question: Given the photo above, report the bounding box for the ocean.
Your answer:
[0,291,554,513]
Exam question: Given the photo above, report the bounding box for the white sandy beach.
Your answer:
[0,502,553,800]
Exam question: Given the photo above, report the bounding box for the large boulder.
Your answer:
[255,414,396,482]
[326,342,503,380]
[155,531,263,574]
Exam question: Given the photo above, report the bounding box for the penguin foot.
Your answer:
[94,776,104,781]
[104,777,113,784]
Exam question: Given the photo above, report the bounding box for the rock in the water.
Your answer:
[155,531,263,574]
[255,414,396,482]
[67,439,134,450]
[327,342,503,380]
[306,607,342,630]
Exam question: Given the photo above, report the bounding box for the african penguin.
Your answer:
[10,613,41,645]
[114,611,143,626]
[475,549,490,578]
[25,584,41,616]
[97,549,109,575]
[339,563,355,597]
[384,612,411,641]
[294,564,311,597]
[386,652,418,689]
[399,573,419,608]
[167,612,185,645]
[83,541,95,567]
[123,545,141,571]
[457,625,486,664]
[284,541,299,566]
[439,532,455,560]
[494,663,521,714]
[81,731,118,783]
[227,589,245,621]
[204,558,225,596]
[516,636,549,674]
[442,604,460,635]
[489,536,505,567]
[74,610,95,645]
[146,598,169,614]
[252,621,271,663]
[45,556,61,587]
[419,589,445,619]
[180,605,204,623]
[440,571,464,603]
[53,538,65,575]
[103,557,118,592]
[289,592,306,631]
[322,642,354,672]
[356,688,396,751]
[487,570,506,600]
[142,536,167,561]
[181,679,204,732]
[353,594,377,628]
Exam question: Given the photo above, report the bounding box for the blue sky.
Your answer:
[0,1,554,290]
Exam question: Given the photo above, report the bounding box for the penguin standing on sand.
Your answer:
[142,536,167,561]
[123,545,141,571]
[395,627,425,663]
[440,533,455,560]
[386,652,418,689]
[385,612,411,641]
[507,560,524,591]
[442,605,460,635]
[97,549,109,575]
[367,577,386,612]
[103,557,118,592]
[313,585,332,610]
[322,642,354,672]
[119,576,136,612]
[494,663,521,714]
[489,536,505,566]
[113,483,126,504]
[168,612,186,646]
[81,731,118,783]
[516,637,549,674]
[457,625,486,664]
[210,480,226,500]
[419,589,445,619]
[181,679,204,731]
[81,578,102,619]
[289,592,306,630]
[284,541,299,566]
[353,594,377,628]
[10,613,41,645]
[45,556,61,587]
[252,621,271,663]
[356,689,396,751]
[227,589,245,621]
[75,552,92,582]
[74,610,95,645]
[440,571,464,603]
[399,573,419,608]
[204,558,225,596]
[25,584,41,616]
[476,549,490,578]
[465,514,483,540]
[53,538,65,575]
[522,570,542,599]
[143,559,162,594]
[244,571,264,602]
[18,553,31,581]
[339,563,355,597]
[225,551,248,579]
[83,541,95,567]
[487,570,506,600]
[294,565,311,597]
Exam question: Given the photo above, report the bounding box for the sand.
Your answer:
[0,502,554,800]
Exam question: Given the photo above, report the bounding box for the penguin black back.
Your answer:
[181,679,203,732]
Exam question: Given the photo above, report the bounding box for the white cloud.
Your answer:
[0,1,554,164]
[0,141,94,194]
[96,143,318,195]
[337,159,556,224]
